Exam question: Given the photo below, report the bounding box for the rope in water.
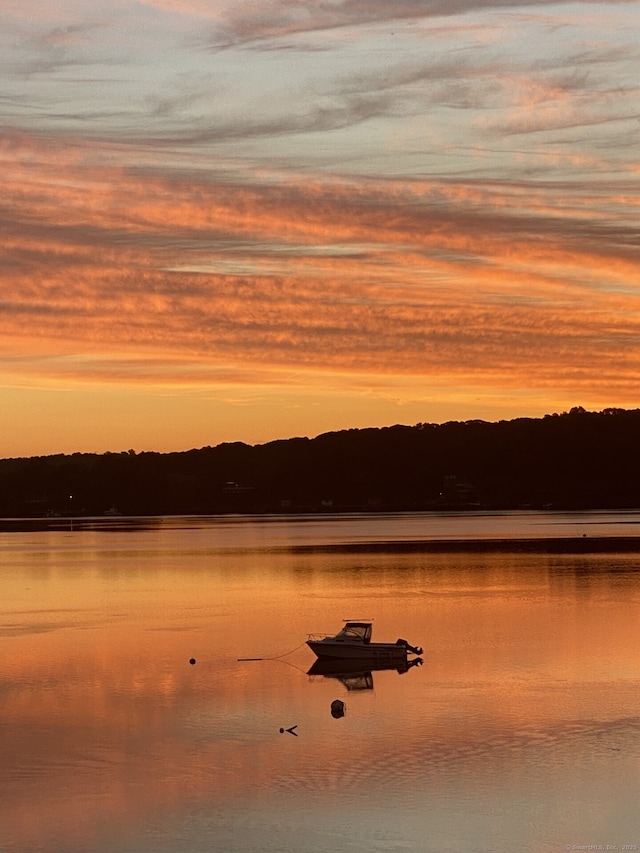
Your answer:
[237,639,309,662]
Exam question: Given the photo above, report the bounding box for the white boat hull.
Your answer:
[306,639,408,661]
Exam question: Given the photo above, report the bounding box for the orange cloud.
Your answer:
[1,128,640,430]
[0,112,640,453]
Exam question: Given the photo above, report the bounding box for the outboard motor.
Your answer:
[395,638,424,656]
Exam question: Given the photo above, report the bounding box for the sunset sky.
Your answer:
[1,0,639,458]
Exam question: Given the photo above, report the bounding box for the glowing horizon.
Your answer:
[1,0,639,457]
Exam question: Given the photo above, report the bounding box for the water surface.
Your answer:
[2,512,639,853]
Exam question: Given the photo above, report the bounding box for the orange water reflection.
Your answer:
[2,537,640,852]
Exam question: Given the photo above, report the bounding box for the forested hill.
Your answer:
[2,407,639,517]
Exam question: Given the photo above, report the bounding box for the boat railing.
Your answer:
[307,632,331,641]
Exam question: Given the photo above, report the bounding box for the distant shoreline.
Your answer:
[2,514,640,553]
[4,409,640,518]
[280,536,640,554]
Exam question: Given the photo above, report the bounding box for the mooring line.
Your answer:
[237,639,308,662]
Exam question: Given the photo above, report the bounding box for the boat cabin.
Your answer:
[334,622,372,644]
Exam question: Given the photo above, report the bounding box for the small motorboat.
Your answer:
[306,621,422,662]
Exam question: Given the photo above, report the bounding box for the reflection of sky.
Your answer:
[1,1,640,455]
[2,522,640,851]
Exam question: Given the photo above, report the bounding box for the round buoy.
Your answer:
[331,699,345,718]
[189,658,196,665]
[279,728,285,734]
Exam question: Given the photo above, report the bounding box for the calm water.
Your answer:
[2,512,640,853]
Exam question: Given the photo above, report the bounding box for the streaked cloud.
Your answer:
[203,0,640,49]
[2,141,638,387]
[0,0,639,454]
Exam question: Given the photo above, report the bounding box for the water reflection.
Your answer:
[5,508,640,548]
[308,656,423,691]
[1,517,640,853]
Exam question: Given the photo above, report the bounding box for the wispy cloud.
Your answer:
[1,0,639,452]
[2,133,639,403]
[204,0,638,49]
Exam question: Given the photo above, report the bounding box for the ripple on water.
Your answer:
[272,715,640,797]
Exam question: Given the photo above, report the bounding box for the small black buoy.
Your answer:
[279,728,285,733]
[189,658,196,665]
[331,699,346,718]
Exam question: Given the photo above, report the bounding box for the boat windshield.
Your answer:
[336,623,371,643]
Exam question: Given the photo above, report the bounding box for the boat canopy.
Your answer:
[336,622,372,643]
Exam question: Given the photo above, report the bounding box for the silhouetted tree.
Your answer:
[1,407,639,516]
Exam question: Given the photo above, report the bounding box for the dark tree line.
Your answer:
[1,407,639,517]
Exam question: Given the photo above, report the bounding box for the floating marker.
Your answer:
[331,699,346,718]
[189,658,196,665]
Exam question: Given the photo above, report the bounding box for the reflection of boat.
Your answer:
[306,621,423,662]
[307,656,423,691]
